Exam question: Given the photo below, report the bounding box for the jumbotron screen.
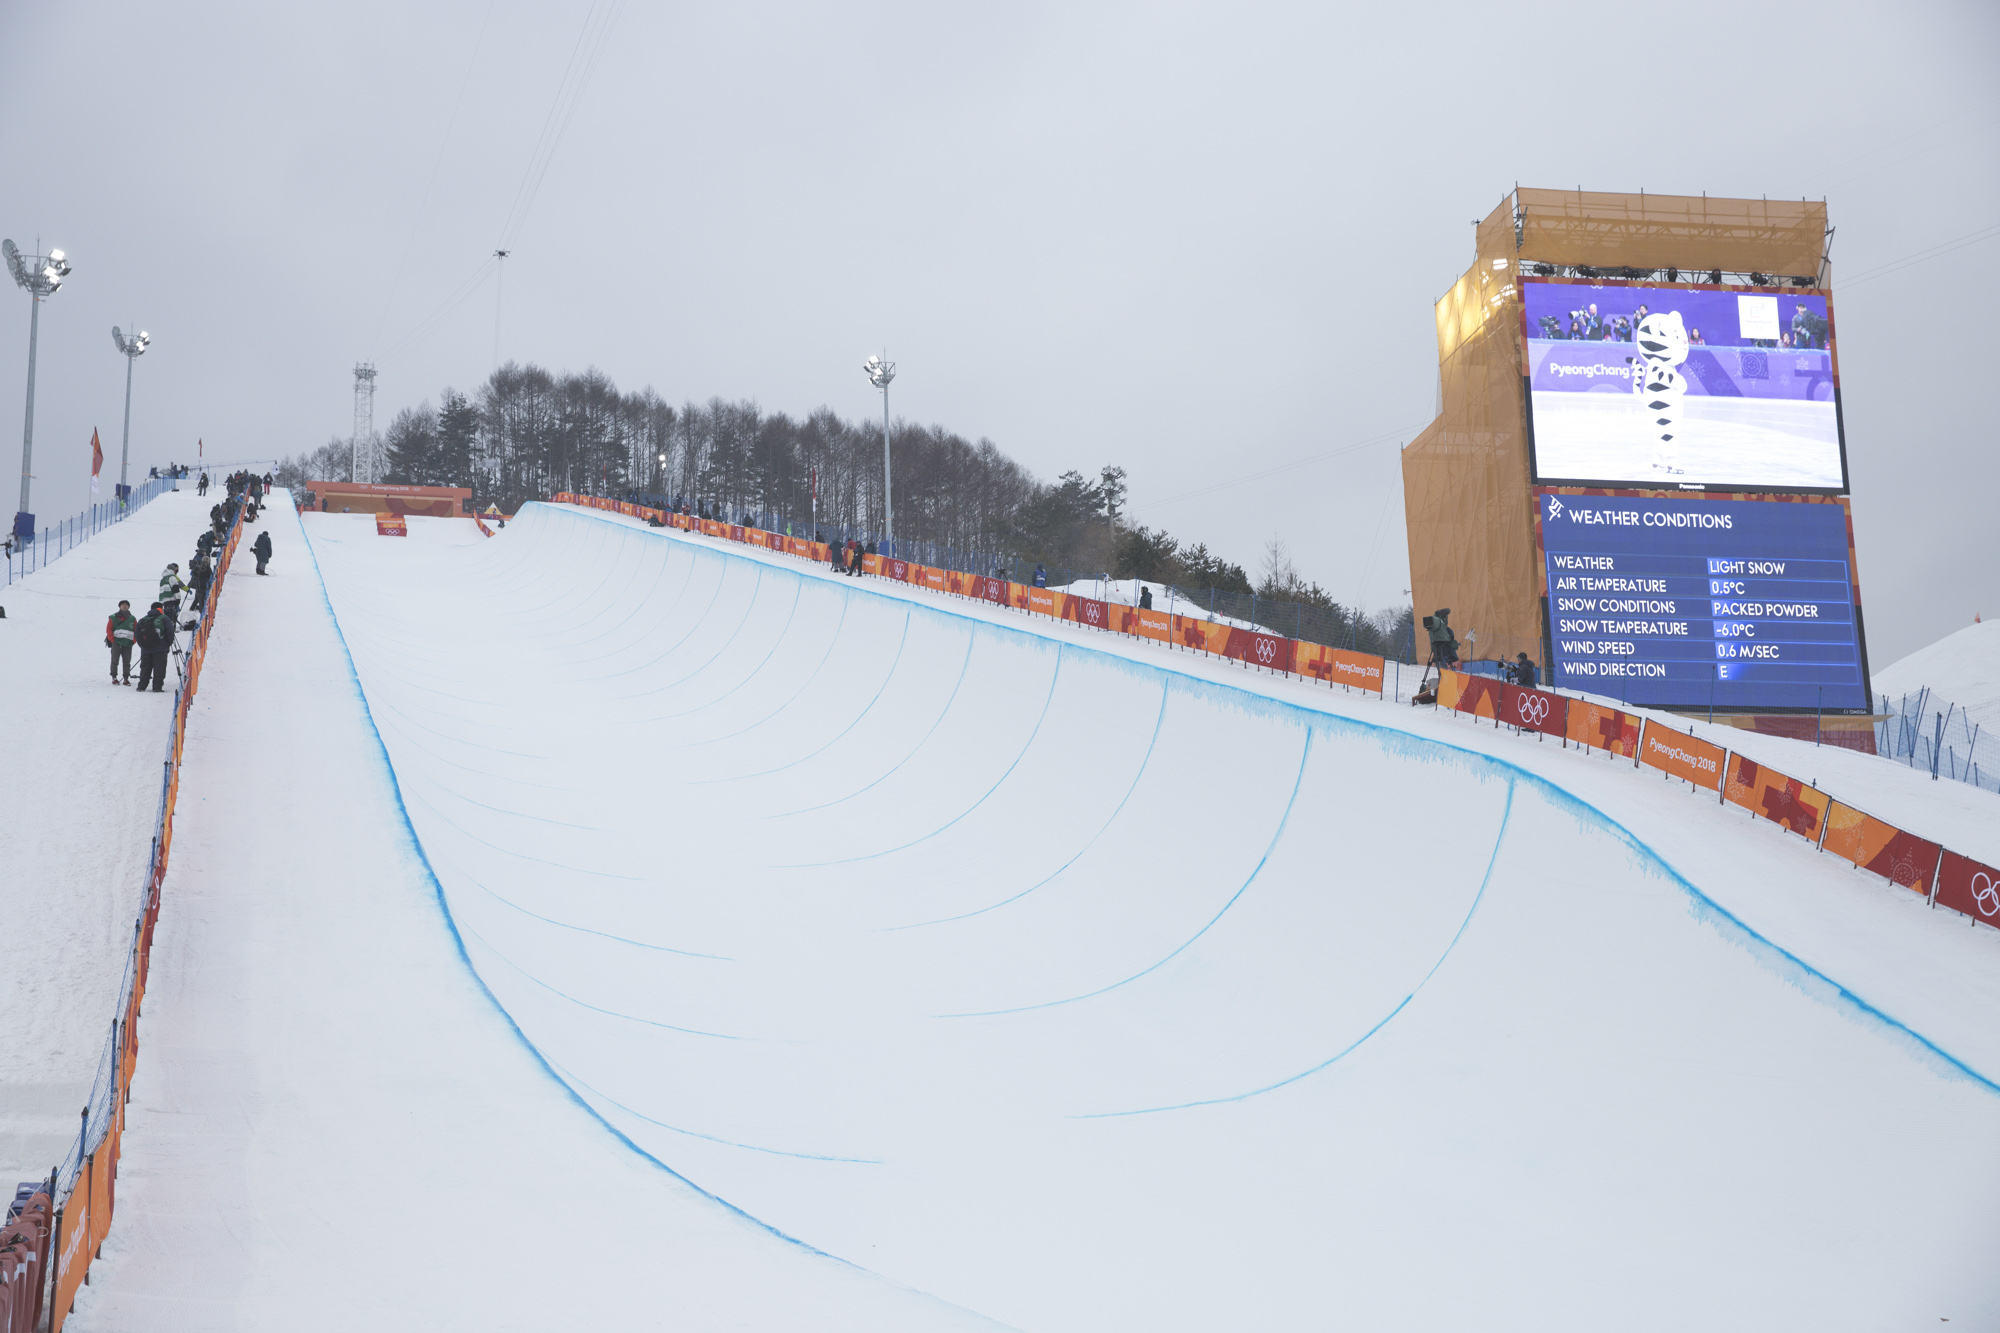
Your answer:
[1538,490,1870,713]
[1522,280,1847,492]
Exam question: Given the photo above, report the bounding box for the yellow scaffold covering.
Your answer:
[1401,189,1831,668]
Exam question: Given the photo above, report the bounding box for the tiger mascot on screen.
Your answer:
[1631,310,1690,475]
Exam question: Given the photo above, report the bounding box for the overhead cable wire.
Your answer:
[494,0,624,251]
[379,255,501,366]
[1837,221,2000,290]
[372,0,500,348]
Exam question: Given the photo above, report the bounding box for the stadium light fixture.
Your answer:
[4,238,72,542]
[864,353,895,547]
[112,326,150,506]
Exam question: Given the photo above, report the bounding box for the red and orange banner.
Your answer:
[1822,802,1941,895]
[375,513,407,537]
[1565,700,1641,757]
[1721,754,1831,842]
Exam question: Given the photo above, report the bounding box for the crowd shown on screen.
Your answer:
[1535,300,1826,350]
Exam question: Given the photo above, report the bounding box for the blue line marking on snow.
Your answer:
[887,681,1169,930]
[774,627,976,818]
[941,726,1313,1017]
[1076,780,1515,1116]
[779,645,1063,867]
[457,918,745,1039]
[421,837,732,961]
[542,1054,883,1163]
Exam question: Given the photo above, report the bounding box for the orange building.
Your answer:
[308,481,472,517]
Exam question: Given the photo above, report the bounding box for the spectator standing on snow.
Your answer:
[1140,586,1153,610]
[106,600,138,684]
[253,530,273,574]
[1033,564,1047,588]
[1511,652,1538,687]
[188,552,213,610]
[134,603,172,692]
[158,564,188,639]
[197,473,209,496]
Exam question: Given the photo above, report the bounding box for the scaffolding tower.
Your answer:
[351,362,378,483]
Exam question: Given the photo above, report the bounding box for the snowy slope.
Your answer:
[69,498,1005,1332]
[266,500,1999,1330]
[1875,618,2000,727]
[0,487,213,1189]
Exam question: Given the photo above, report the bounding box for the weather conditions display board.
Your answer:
[1521,279,1847,493]
[1536,490,1870,713]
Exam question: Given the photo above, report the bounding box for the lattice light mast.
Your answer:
[4,238,71,543]
[112,326,151,506]
[351,363,378,483]
[864,353,895,547]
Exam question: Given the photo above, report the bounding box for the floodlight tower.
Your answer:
[864,353,895,547]
[4,238,71,543]
[351,363,378,483]
[111,326,151,506]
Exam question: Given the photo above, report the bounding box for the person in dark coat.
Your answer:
[253,530,274,574]
[135,603,172,692]
[1033,564,1048,588]
[106,600,138,683]
[1511,652,1538,687]
[1139,585,1153,610]
[187,553,213,614]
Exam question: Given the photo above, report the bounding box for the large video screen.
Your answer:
[1522,280,1846,491]
[1538,490,1870,713]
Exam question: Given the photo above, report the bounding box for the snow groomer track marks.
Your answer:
[304,501,2000,1332]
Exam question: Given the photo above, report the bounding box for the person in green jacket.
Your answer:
[105,600,138,684]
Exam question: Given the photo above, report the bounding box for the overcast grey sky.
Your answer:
[3,0,1995,666]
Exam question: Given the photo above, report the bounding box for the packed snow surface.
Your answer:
[73,498,2000,1328]
[0,488,212,1188]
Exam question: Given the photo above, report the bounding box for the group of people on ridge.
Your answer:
[102,469,274,692]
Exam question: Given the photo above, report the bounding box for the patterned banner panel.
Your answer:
[1721,754,1831,841]
[1451,673,1504,721]
[1564,701,1642,757]
[1822,802,1941,895]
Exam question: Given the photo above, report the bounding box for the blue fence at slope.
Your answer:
[1876,689,1998,794]
[3,474,177,587]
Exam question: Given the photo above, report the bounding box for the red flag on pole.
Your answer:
[90,428,104,497]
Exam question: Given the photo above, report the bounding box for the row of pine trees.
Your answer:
[276,361,1412,657]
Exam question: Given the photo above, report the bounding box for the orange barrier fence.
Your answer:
[21,508,246,1331]
[547,491,1995,938]
[1822,802,1941,896]
[1723,754,1832,843]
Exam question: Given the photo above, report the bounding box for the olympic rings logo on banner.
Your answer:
[1254,638,1276,663]
[1973,872,1999,918]
[1516,694,1550,727]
